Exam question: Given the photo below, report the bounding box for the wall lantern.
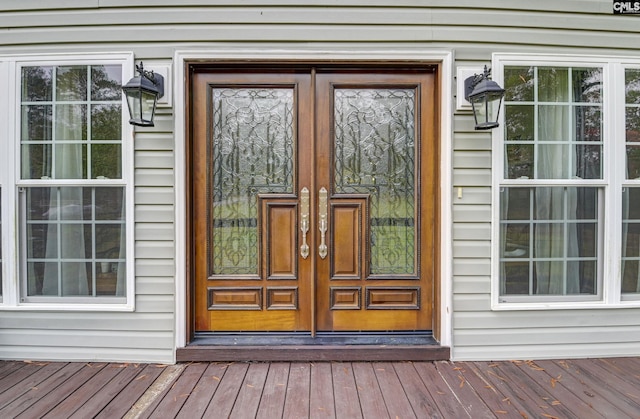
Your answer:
[464,66,505,130]
[122,62,164,127]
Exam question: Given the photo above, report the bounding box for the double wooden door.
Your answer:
[191,66,436,336]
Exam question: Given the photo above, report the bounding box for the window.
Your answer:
[0,54,133,308]
[494,55,640,306]
[622,68,640,297]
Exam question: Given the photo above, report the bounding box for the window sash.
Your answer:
[494,55,640,307]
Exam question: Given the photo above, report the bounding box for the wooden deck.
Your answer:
[1,358,639,418]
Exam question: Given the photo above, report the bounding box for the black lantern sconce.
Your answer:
[122,62,164,127]
[464,66,505,130]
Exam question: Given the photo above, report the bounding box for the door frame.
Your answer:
[173,49,454,357]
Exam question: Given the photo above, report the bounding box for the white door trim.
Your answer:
[172,48,454,359]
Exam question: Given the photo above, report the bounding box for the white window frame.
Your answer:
[0,52,135,311]
[492,53,640,310]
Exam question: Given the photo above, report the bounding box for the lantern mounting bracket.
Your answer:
[135,62,164,99]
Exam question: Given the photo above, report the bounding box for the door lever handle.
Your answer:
[300,187,310,259]
[318,187,328,259]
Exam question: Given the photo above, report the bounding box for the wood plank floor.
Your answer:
[0,358,639,418]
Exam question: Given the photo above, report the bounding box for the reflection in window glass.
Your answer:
[622,188,640,294]
[21,65,122,180]
[500,187,600,297]
[24,187,125,297]
[20,63,126,302]
[504,66,603,180]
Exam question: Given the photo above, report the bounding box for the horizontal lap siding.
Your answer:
[0,1,637,363]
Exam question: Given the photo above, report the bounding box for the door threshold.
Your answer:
[177,332,450,362]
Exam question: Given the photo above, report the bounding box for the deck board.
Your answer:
[202,362,249,418]
[351,362,390,418]
[331,362,362,419]
[255,363,289,419]
[175,362,228,418]
[229,362,269,418]
[282,363,311,418]
[1,358,639,418]
[373,362,417,418]
[310,362,336,418]
[391,362,443,418]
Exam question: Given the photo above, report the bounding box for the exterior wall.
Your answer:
[0,0,638,362]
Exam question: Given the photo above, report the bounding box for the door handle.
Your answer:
[300,187,310,259]
[318,187,328,259]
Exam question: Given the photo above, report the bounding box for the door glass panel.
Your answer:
[211,88,295,275]
[333,88,416,275]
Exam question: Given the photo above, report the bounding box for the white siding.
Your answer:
[0,0,638,362]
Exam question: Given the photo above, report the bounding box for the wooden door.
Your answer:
[191,67,436,335]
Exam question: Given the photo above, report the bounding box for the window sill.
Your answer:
[492,300,640,311]
[0,302,134,312]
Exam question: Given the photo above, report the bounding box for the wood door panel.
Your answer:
[330,198,368,280]
[262,198,298,280]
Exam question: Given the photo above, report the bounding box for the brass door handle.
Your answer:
[318,187,328,259]
[300,187,310,259]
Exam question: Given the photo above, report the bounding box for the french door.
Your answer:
[191,66,437,336]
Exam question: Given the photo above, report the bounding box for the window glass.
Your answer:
[504,67,603,180]
[623,68,640,295]
[24,186,125,297]
[19,63,125,302]
[21,65,122,181]
[501,65,603,301]
[500,187,600,297]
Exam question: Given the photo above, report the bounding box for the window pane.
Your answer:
[627,107,640,143]
[505,105,534,141]
[539,105,569,141]
[21,105,52,141]
[575,106,601,142]
[56,66,87,101]
[55,144,87,179]
[55,104,87,141]
[91,104,122,141]
[538,68,569,102]
[504,66,534,102]
[627,145,640,179]
[22,144,52,179]
[22,66,52,101]
[506,144,533,179]
[500,186,600,297]
[626,70,640,181]
[92,144,121,179]
[572,68,602,103]
[91,65,122,101]
[622,187,640,294]
[24,186,126,298]
[537,144,570,178]
[625,68,640,104]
